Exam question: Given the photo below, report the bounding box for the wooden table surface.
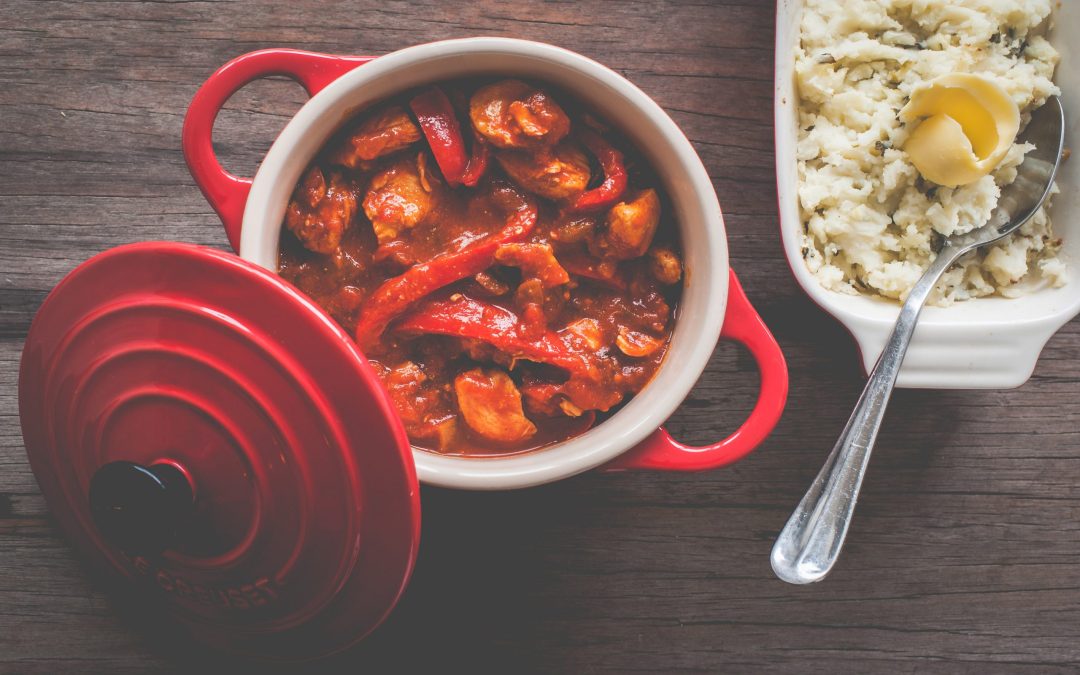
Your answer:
[3,1,1079,672]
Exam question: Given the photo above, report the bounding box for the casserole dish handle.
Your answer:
[183,49,375,252]
[605,271,788,471]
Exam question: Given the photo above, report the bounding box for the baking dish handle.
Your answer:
[604,271,788,472]
[182,49,375,252]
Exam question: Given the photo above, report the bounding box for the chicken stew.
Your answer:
[279,78,683,456]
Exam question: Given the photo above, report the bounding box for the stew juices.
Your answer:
[279,78,683,456]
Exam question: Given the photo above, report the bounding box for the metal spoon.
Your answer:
[771,96,1066,585]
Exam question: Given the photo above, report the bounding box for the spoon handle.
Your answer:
[771,246,964,584]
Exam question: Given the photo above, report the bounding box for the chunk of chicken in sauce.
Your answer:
[285,166,359,254]
[590,188,662,260]
[649,245,683,285]
[454,368,537,443]
[494,242,570,288]
[382,360,458,450]
[495,242,571,336]
[330,105,422,168]
[363,153,439,244]
[495,141,591,202]
[470,79,571,150]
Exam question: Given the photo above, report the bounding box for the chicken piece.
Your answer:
[494,242,570,288]
[589,189,661,260]
[649,245,683,285]
[470,79,571,149]
[330,106,422,168]
[562,318,604,351]
[454,368,537,443]
[615,326,664,358]
[495,142,591,201]
[363,154,438,244]
[285,166,359,254]
[382,360,428,427]
[382,360,459,443]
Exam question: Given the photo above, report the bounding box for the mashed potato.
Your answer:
[796,0,1063,305]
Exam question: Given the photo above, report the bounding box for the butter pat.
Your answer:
[900,74,1020,187]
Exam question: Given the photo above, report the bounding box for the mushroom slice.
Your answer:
[558,398,585,418]
[615,327,664,358]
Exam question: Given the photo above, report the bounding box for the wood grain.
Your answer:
[2,0,1079,672]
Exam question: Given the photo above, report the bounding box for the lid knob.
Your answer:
[88,461,194,557]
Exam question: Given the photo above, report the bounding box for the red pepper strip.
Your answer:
[395,295,595,379]
[460,133,490,187]
[569,129,628,214]
[559,253,628,290]
[354,205,538,348]
[410,87,469,186]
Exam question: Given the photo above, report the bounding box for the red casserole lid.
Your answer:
[18,241,421,660]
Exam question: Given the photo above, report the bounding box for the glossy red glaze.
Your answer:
[604,271,788,472]
[18,242,420,659]
[182,47,788,474]
[182,50,374,252]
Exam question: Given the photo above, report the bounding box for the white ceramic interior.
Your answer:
[239,38,728,489]
[775,0,1080,388]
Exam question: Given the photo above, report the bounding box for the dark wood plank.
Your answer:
[1,0,1079,672]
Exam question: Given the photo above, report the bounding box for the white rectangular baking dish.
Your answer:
[775,0,1080,388]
